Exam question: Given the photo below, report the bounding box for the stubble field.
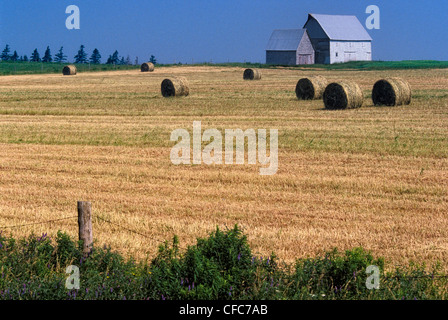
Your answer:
[0,66,447,271]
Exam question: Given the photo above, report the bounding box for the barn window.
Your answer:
[336,52,338,57]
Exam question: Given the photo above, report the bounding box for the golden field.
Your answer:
[0,66,447,270]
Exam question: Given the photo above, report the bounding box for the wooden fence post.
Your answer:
[77,201,93,257]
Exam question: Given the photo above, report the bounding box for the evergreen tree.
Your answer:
[42,46,52,63]
[134,56,139,66]
[106,50,119,65]
[149,55,157,65]
[30,49,41,62]
[1,44,11,61]
[74,45,88,64]
[125,55,131,65]
[112,50,119,64]
[54,47,67,63]
[23,55,29,62]
[11,51,19,62]
[119,56,126,65]
[89,48,101,64]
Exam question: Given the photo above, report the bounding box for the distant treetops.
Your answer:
[0,44,156,66]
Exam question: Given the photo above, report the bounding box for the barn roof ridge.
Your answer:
[306,13,372,41]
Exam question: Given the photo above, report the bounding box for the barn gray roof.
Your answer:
[306,13,372,41]
[266,29,307,51]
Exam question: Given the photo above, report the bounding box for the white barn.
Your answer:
[303,13,372,64]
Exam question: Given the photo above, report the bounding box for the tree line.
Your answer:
[0,44,157,65]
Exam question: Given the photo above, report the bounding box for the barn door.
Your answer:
[298,54,312,65]
[344,52,357,62]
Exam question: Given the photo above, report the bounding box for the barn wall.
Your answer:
[303,17,330,64]
[329,41,372,64]
[303,18,327,39]
[296,32,315,64]
[315,40,330,64]
[266,51,297,65]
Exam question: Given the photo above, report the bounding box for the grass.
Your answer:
[0,65,447,276]
[0,61,139,76]
[2,60,448,77]
[167,60,448,71]
[298,60,448,70]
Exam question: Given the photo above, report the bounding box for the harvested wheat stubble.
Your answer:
[243,68,262,80]
[161,77,189,97]
[372,77,412,106]
[141,62,155,72]
[62,65,77,76]
[323,81,364,110]
[295,76,328,100]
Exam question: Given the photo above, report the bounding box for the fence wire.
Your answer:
[0,216,77,230]
[95,216,154,240]
[0,213,185,249]
[95,215,188,250]
[1,212,447,280]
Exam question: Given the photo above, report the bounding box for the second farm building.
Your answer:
[266,13,373,65]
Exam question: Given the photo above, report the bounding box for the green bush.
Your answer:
[289,247,384,299]
[147,226,278,299]
[0,227,447,300]
[0,231,148,300]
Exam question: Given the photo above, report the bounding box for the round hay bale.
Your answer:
[141,62,155,72]
[62,65,77,76]
[243,68,261,80]
[372,77,411,106]
[161,77,189,97]
[323,81,364,110]
[295,76,328,100]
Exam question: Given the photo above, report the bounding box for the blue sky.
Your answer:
[1,0,447,64]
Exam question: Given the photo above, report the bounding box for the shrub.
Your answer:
[0,227,447,300]
[290,247,384,299]
[147,225,278,299]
